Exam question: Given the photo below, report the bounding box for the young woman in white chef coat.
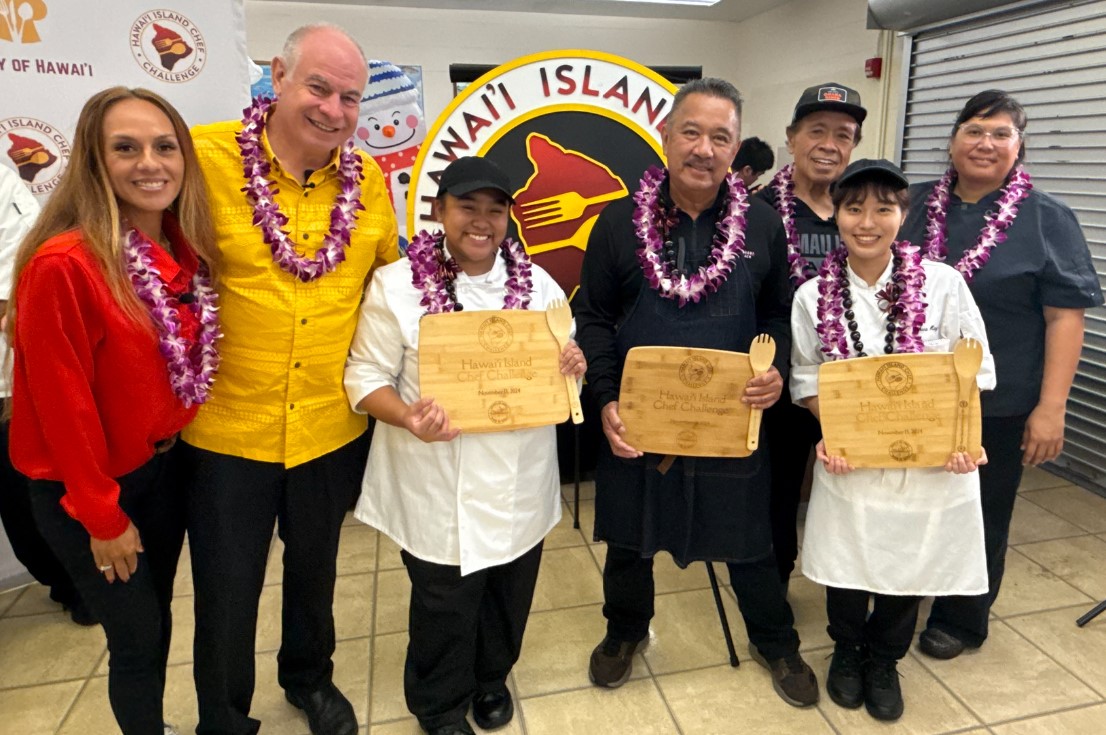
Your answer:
[789,159,995,722]
[344,156,586,735]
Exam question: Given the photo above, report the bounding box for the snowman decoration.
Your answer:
[356,60,426,252]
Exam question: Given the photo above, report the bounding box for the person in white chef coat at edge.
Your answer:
[789,159,995,723]
[343,156,586,735]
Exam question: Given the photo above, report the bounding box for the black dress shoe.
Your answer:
[472,687,513,730]
[425,720,476,735]
[918,627,966,660]
[285,682,358,735]
[65,599,99,627]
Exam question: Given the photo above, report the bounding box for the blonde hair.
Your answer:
[5,86,217,337]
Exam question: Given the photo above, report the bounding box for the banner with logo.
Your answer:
[409,50,677,298]
[0,0,249,200]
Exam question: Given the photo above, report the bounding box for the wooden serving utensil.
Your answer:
[746,334,776,451]
[545,299,584,424]
[952,337,984,453]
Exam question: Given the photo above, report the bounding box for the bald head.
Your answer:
[279,23,367,77]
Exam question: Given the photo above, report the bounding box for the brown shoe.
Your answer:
[748,643,819,707]
[588,635,647,688]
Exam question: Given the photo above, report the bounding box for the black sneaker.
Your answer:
[864,658,904,721]
[748,643,819,707]
[918,627,966,660]
[588,635,647,688]
[826,645,865,709]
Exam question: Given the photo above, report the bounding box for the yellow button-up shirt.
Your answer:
[184,119,399,467]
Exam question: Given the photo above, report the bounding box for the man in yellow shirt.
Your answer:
[182,23,398,735]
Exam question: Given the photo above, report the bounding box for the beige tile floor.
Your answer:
[3,465,1106,734]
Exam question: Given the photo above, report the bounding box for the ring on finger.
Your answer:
[98,564,113,572]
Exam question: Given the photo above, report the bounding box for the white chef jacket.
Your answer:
[0,167,40,398]
[790,257,996,595]
[344,245,569,575]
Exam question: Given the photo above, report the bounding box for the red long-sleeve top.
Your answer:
[9,217,201,540]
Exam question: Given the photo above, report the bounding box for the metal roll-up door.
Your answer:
[897,0,1106,493]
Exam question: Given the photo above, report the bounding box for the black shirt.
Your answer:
[900,184,1103,417]
[757,181,842,276]
[575,180,792,409]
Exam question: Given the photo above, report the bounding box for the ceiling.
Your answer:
[250,0,793,23]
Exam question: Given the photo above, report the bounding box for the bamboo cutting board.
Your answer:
[418,310,568,432]
[619,347,754,458]
[818,353,982,468]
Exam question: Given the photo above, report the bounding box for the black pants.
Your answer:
[926,414,1027,647]
[601,544,799,660]
[826,586,922,661]
[765,399,821,582]
[29,450,185,735]
[183,434,368,735]
[402,542,543,731]
[0,417,81,607]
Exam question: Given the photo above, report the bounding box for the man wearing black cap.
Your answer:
[757,82,866,587]
[345,156,585,735]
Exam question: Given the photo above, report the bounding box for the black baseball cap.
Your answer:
[792,82,867,126]
[436,156,515,202]
[832,159,909,192]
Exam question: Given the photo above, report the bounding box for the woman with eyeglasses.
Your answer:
[900,89,1102,660]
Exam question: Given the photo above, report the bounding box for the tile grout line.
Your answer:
[999,613,1106,703]
[52,647,107,735]
[905,647,990,730]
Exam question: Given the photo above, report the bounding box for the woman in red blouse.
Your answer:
[5,87,220,735]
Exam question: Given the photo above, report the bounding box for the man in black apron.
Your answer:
[574,78,818,708]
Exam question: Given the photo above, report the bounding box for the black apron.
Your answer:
[594,220,773,567]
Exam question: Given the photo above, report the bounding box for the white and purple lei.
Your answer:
[237,96,365,282]
[815,241,927,360]
[633,166,750,307]
[921,166,1032,283]
[124,229,221,407]
[767,163,818,285]
[407,230,532,314]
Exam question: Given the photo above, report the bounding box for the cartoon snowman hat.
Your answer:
[362,60,419,109]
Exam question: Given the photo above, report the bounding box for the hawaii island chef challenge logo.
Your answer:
[409,50,676,298]
[1,117,70,194]
[130,9,206,83]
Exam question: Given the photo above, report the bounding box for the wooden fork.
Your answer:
[545,299,584,424]
[952,337,983,453]
[746,334,776,451]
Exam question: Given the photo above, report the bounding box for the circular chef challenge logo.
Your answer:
[130,10,206,83]
[678,355,714,389]
[889,440,915,462]
[478,316,514,353]
[410,51,676,297]
[488,401,511,424]
[1,118,71,195]
[875,361,914,396]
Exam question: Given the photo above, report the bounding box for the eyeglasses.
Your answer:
[958,124,1021,146]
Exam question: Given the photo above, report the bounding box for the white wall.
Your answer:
[243,0,906,161]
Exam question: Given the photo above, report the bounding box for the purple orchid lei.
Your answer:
[407,230,533,314]
[921,166,1032,284]
[767,163,817,285]
[815,241,927,360]
[633,166,750,307]
[124,229,221,408]
[236,96,365,282]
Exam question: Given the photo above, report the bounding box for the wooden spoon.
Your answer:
[952,337,983,453]
[746,334,776,451]
[545,298,584,424]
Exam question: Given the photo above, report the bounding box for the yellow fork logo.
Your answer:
[0,0,47,44]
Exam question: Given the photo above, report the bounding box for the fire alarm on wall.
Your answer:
[865,57,883,79]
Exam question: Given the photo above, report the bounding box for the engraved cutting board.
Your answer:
[418,310,567,432]
[818,353,982,468]
[619,346,754,458]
